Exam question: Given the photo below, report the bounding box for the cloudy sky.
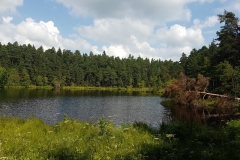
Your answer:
[0,0,239,61]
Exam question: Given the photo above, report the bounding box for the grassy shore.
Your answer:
[3,85,155,92]
[0,116,240,159]
[4,85,54,89]
[61,86,154,92]
[0,116,160,159]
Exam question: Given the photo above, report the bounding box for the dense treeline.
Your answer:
[180,10,240,97]
[0,43,182,89]
[0,10,240,96]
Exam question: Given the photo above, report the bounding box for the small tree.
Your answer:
[20,68,31,87]
[0,67,8,88]
[6,68,20,86]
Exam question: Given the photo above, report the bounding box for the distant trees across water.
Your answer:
[0,10,240,97]
[0,43,182,90]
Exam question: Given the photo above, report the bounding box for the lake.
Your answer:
[0,89,171,127]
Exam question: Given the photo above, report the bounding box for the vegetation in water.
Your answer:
[0,116,240,159]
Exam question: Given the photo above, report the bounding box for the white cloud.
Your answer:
[101,36,157,59]
[0,0,225,61]
[0,17,95,52]
[2,16,13,24]
[55,0,221,60]
[0,0,23,23]
[157,46,193,61]
[215,0,240,15]
[74,14,207,60]
[76,18,153,44]
[0,0,23,13]
[102,45,128,58]
[193,16,218,29]
[156,24,204,48]
[55,0,193,23]
[232,2,240,13]
[101,35,193,61]
[203,16,219,27]
[60,34,101,54]
[199,0,214,3]
[16,18,60,46]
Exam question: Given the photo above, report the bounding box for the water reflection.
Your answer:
[0,89,171,127]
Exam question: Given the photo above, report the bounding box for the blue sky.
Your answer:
[0,0,239,61]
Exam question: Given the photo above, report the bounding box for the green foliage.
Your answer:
[178,10,240,96]
[216,10,240,66]
[214,61,239,94]
[0,117,159,159]
[158,120,240,160]
[1,117,240,159]
[20,68,31,87]
[6,68,20,86]
[34,75,44,86]
[0,42,182,89]
[0,67,7,88]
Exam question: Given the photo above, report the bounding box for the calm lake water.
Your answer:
[0,89,171,127]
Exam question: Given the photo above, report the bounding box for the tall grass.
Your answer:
[0,116,160,159]
[157,119,240,160]
[1,116,240,159]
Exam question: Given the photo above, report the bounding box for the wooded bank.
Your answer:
[162,72,240,119]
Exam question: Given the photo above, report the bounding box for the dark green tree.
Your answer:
[20,68,31,87]
[214,61,238,95]
[6,68,20,86]
[179,53,188,75]
[216,10,240,66]
[0,67,8,88]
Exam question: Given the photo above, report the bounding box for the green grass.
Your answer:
[4,86,26,89]
[3,85,158,94]
[1,116,240,159]
[4,85,54,89]
[0,116,161,159]
[62,86,121,91]
[27,85,54,89]
[61,86,154,92]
